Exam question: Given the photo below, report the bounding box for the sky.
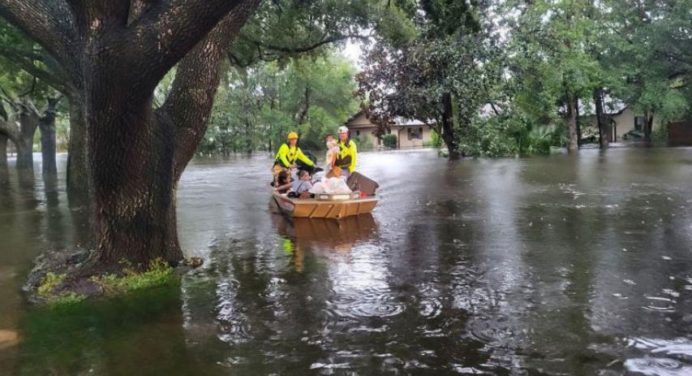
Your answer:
[342,39,365,70]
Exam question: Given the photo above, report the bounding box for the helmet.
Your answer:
[338,126,349,134]
[287,131,299,140]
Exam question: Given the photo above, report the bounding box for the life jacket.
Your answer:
[335,140,353,168]
[275,143,300,168]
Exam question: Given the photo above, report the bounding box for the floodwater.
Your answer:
[1,148,692,375]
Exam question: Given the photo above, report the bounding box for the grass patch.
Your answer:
[91,258,176,296]
[37,273,87,305]
[37,272,65,297]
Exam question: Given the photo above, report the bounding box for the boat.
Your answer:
[272,190,378,219]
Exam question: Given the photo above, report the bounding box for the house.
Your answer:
[344,110,435,149]
[584,106,662,142]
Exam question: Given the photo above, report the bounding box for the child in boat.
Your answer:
[289,170,313,197]
[275,170,293,194]
[324,134,339,171]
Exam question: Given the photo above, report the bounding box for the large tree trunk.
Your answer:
[593,88,609,149]
[643,111,654,143]
[87,72,179,265]
[0,133,8,184]
[441,92,460,159]
[66,97,91,202]
[575,97,582,146]
[38,97,60,179]
[89,2,261,266]
[1,0,260,267]
[566,94,579,153]
[16,104,38,170]
[16,104,39,187]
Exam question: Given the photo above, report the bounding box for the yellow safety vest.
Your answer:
[275,143,314,168]
[335,140,357,172]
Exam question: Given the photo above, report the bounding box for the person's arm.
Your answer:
[276,144,291,167]
[349,141,357,173]
[296,148,315,167]
[277,181,293,192]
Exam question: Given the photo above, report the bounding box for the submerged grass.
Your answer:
[91,258,176,296]
[20,279,184,375]
[37,273,87,305]
[35,258,177,306]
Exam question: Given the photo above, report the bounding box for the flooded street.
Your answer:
[1,148,692,375]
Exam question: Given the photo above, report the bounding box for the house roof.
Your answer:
[344,110,431,129]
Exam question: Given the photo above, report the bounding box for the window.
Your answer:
[407,127,422,140]
[356,130,361,136]
[634,116,646,131]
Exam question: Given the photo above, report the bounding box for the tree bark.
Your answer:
[0,133,8,184]
[593,88,609,149]
[295,86,310,125]
[1,0,261,267]
[644,111,654,142]
[16,102,39,170]
[575,97,582,146]
[38,96,60,178]
[566,93,579,153]
[66,96,90,202]
[151,3,260,262]
[441,92,460,159]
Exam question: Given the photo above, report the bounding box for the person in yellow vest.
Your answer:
[274,131,315,173]
[335,126,357,178]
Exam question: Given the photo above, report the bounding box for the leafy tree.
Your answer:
[0,0,412,268]
[357,0,497,159]
[204,53,358,154]
[604,0,691,141]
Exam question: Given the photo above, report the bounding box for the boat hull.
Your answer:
[272,191,377,219]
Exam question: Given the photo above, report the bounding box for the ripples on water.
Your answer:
[2,148,692,375]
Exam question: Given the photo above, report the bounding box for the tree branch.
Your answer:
[241,33,370,55]
[126,0,251,86]
[0,46,72,93]
[156,0,262,181]
[0,108,20,145]
[0,0,76,68]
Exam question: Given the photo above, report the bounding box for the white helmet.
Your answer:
[338,126,349,134]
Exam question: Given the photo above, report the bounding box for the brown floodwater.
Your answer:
[1,148,691,375]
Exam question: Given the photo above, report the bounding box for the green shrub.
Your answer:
[382,134,397,149]
[353,136,374,151]
[652,123,669,145]
[423,130,443,148]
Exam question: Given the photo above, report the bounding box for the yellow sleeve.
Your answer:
[296,148,314,167]
[276,144,290,167]
[349,141,357,173]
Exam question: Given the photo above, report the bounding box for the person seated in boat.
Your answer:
[275,170,293,194]
[273,131,315,179]
[288,170,313,198]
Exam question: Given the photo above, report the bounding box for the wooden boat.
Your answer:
[272,190,377,219]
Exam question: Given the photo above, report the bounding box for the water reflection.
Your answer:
[2,149,692,375]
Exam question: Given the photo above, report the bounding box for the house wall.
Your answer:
[586,107,662,141]
[346,113,379,149]
[351,128,380,149]
[345,112,434,149]
[397,126,433,148]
